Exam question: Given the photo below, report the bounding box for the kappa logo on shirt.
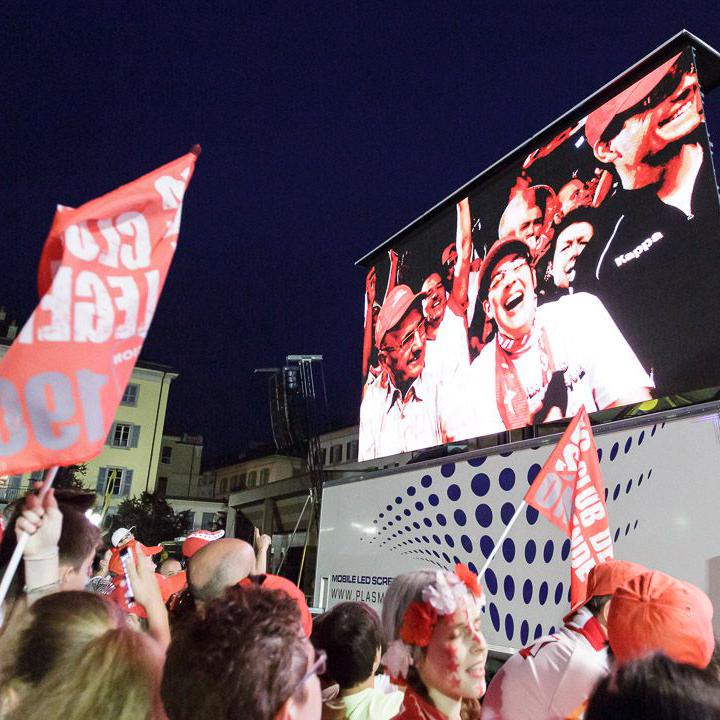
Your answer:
[614,231,663,267]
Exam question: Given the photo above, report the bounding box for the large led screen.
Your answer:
[359,46,720,462]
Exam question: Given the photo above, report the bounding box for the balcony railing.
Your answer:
[0,484,31,503]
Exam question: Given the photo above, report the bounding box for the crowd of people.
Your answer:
[0,484,718,719]
[359,46,720,461]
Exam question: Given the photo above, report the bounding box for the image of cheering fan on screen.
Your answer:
[422,198,473,384]
[573,47,720,395]
[358,285,444,461]
[443,237,653,440]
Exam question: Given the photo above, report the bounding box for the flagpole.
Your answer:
[0,466,59,612]
[477,500,527,581]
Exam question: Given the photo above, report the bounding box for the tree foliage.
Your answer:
[109,491,192,546]
[54,464,87,490]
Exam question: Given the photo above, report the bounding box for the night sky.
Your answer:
[4,3,720,463]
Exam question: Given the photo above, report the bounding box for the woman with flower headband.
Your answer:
[381,565,488,720]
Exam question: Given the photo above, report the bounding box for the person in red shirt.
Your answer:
[381,565,487,720]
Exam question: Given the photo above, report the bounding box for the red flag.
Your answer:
[524,407,613,607]
[0,148,199,475]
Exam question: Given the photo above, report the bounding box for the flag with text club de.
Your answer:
[523,407,613,607]
[0,148,199,475]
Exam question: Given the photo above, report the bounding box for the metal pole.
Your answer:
[477,500,527,581]
[277,489,312,574]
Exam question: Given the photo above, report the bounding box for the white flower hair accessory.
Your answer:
[421,569,467,615]
[381,639,413,679]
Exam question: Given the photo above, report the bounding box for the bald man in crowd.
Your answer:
[187,538,257,608]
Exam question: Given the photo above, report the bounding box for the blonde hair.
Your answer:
[2,592,165,720]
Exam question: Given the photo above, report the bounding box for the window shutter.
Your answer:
[130,425,140,448]
[96,467,108,494]
[106,424,115,446]
[120,470,133,497]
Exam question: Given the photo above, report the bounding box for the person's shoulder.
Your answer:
[470,340,495,371]
[543,292,606,321]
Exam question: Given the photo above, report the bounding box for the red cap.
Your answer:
[156,570,187,603]
[477,236,533,300]
[240,573,312,637]
[565,559,647,620]
[585,53,682,148]
[608,570,714,669]
[182,529,225,558]
[138,542,163,556]
[374,285,422,349]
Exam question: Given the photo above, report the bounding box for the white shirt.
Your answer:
[358,370,443,461]
[481,608,609,720]
[423,306,470,387]
[342,687,404,720]
[443,292,653,441]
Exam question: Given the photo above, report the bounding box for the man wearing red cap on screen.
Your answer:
[358,284,445,461]
[573,47,720,396]
[482,559,646,720]
[443,237,652,438]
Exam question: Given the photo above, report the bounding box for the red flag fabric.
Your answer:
[0,148,199,475]
[524,407,613,606]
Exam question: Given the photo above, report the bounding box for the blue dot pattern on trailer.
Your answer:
[368,448,650,645]
[561,539,571,561]
[543,540,554,563]
[534,624,543,640]
[502,538,515,562]
[468,456,487,467]
[527,463,541,485]
[505,614,514,641]
[520,620,530,645]
[480,535,495,558]
[504,575,515,601]
[476,504,493,528]
[441,463,455,478]
[485,568,498,595]
[525,539,536,564]
[489,603,500,632]
[471,473,490,496]
[499,468,515,491]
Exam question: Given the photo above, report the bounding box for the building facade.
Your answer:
[156,433,204,498]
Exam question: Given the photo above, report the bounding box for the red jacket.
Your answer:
[392,686,448,720]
